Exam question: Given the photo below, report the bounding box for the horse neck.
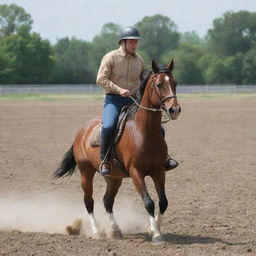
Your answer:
[134,81,162,135]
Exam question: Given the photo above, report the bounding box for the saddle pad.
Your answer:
[89,123,101,147]
[89,106,129,147]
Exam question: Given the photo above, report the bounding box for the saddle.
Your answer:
[90,106,130,147]
[89,106,131,177]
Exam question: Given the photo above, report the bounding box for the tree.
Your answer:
[180,31,206,46]
[52,37,94,84]
[0,4,33,38]
[207,10,256,56]
[1,27,53,84]
[135,14,180,65]
[90,22,122,76]
[0,46,14,83]
[166,44,204,84]
[222,53,244,84]
[201,56,230,84]
[242,48,256,84]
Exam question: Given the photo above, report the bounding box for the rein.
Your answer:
[129,96,172,123]
[129,96,163,112]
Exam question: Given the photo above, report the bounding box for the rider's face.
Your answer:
[125,39,138,55]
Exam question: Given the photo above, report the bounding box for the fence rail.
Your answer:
[0,84,256,94]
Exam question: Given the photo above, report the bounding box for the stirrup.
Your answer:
[99,161,112,176]
[164,156,179,171]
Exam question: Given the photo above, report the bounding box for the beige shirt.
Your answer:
[96,46,145,95]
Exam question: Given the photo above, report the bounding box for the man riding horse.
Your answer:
[96,26,178,175]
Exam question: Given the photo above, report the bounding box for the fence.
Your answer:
[0,84,256,95]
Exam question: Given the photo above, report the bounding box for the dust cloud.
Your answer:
[0,193,148,236]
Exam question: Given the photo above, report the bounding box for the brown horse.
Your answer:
[54,59,181,244]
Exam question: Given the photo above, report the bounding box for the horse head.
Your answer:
[150,59,181,120]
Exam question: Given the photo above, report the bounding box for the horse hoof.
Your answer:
[92,231,106,240]
[147,228,153,237]
[152,234,165,245]
[109,229,123,240]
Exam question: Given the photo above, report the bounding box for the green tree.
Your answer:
[242,48,256,84]
[0,4,33,38]
[223,53,244,84]
[0,46,14,83]
[180,31,206,46]
[52,37,94,84]
[167,44,204,84]
[202,56,230,84]
[135,14,180,65]
[1,26,53,84]
[207,10,256,56]
[90,22,122,77]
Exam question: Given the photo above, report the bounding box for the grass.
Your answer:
[0,92,255,102]
[180,93,256,99]
[0,93,104,102]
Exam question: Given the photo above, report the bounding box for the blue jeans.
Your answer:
[100,94,133,161]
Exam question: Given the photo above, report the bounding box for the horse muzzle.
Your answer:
[168,106,181,120]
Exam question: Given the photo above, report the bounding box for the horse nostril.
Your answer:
[169,108,175,114]
[169,107,181,115]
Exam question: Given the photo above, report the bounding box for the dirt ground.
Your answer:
[0,95,255,256]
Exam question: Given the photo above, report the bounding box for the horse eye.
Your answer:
[156,83,162,88]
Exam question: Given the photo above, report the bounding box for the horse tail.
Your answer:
[54,146,77,178]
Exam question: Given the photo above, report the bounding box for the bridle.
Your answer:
[151,69,177,104]
[129,69,177,123]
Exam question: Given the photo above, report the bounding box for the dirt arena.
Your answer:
[0,95,255,256]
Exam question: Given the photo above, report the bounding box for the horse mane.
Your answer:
[139,69,152,100]
[127,70,152,120]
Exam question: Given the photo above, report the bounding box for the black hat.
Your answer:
[119,26,142,43]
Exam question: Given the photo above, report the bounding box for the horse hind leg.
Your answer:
[79,163,105,239]
[103,177,123,239]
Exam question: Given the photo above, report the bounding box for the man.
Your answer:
[97,26,178,176]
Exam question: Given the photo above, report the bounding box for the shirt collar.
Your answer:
[119,46,137,58]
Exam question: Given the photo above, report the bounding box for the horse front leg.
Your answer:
[130,168,165,244]
[151,169,168,235]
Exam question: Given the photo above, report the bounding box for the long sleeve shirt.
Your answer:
[96,46,145,95]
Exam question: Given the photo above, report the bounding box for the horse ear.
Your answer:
[167,59,174,71]
[152,59,159,73]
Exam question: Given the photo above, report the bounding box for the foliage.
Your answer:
[51,37,94,84]
[0,4,33,38]
[167,43,205,84]
[180,31,206,46]
[207,10,256,56]
[135,14,180,65]
[90,23,122,79]
[0,4,256,85]
[241,48,256,84]
[0,27,53,83]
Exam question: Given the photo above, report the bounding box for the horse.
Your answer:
[54,59,181,244]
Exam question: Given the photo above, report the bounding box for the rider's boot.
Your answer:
[160,126,179,171]
[164,155,179,171]
[99,135,112,176]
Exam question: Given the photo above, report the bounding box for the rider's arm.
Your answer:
[96,54,121,94]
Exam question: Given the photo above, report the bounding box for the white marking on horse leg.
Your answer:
[88,213,100,234]
[149,215,162,237]
[155,213,164,231]
[108,213,120,231]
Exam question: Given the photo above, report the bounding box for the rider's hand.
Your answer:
[119,88,130,97]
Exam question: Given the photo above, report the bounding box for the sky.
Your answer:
[1,0,256,43]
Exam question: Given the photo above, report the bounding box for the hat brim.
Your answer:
[118,36,143,43]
